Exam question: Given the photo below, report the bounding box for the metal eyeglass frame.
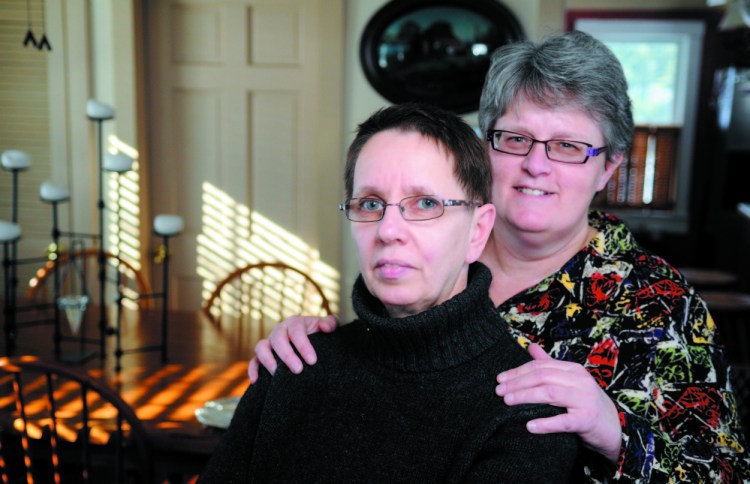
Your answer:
[339,195,483,222]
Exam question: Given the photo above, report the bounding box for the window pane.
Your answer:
[606,41,679,125]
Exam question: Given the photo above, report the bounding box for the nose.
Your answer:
[375,204,407,243]
[521,142,553,176]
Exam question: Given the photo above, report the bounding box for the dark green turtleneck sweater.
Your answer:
[199,263,579,483]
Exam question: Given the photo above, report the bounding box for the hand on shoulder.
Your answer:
[495,343,622,464]
[248,314,339,382]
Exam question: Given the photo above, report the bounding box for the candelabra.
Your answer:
[39,181,70,357]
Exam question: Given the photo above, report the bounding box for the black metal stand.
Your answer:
[50,199,62,357]
[9,171,19,344]
[2,239,17,355]
[94,117,108,359]
[160,234,171,362]
[1,154,102,362]
[1,162,26,355]
[112,232,173,372]
[3,102,180,373]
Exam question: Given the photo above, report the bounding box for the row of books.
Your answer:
[595,127,679,210]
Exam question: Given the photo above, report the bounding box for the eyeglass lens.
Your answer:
[346,195,444,222]
[491,131,592,163]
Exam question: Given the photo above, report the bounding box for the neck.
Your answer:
[351,263,503,372]
[480,221,596,306]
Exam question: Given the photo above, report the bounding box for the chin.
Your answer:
[376,292,422,316]
[505,212,553,233]
[376,292,416,308]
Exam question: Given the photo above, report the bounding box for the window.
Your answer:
[574,19,705,234]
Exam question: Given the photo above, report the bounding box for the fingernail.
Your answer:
[291,363,303,374]
[504,393,515,405]
[496,383,507,395]
[497,372,506,383]
[527,421,538,433]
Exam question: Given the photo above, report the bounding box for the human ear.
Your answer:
[465,203,496,264]
[595,153,624,192]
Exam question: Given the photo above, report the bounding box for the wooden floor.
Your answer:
[1,303,258,481]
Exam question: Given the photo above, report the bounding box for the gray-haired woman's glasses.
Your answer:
[340,195,483,222]
[486,130,607,164]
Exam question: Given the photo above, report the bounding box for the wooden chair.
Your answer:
[0,356,152,483]
[202,262,333,336]
[25,247,153,310]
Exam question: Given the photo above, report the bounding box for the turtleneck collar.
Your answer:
[349,263,511,372]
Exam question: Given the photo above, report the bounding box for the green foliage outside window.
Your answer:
[607,41,679,126]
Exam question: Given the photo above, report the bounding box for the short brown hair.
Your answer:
[344,102,492,203]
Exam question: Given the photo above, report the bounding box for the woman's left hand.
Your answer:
[496,343,622,464]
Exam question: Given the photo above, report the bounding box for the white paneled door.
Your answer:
[145,0,344,311]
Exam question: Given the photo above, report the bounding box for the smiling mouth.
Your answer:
[516,187,551,196]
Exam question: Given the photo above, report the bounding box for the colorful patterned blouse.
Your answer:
[500,211,750,483]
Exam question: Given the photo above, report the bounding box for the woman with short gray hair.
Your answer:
[478,30,633,159]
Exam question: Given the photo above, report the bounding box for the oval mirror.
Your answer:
[360,0,525,114]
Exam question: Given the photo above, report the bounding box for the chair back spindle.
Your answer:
[0,356,152,483]
[203,262,333,338]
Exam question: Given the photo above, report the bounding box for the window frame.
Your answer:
[567,11,708,235]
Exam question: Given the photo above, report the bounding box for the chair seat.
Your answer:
[0,220,21,242]
[86,99,114,120]
[40,181,70,203]
[154,215,184,236]
[1,150,31,171]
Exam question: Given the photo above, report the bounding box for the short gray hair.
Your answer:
[478,31,633,160]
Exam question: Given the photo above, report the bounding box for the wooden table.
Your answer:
[1,305,256,482]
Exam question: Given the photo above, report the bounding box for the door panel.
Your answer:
[146,0,343,312]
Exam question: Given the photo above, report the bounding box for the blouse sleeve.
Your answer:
[604,293,750,482]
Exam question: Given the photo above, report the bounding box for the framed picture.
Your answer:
[360,0,525,114]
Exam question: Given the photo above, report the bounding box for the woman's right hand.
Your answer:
[247,314,339,382]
